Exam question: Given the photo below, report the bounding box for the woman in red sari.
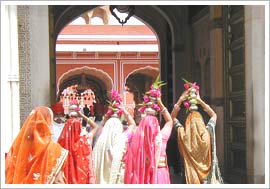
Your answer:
[57,100,98,184]
[5,106,68,184]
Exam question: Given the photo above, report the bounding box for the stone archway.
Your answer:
[49,5,182,183]
[49,5,174,106]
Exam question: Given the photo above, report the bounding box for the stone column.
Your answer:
[172,6,192,105]
[245,5,265,184]
[18,5,50,124]
[209,5,225,172]
[1,5,20,152]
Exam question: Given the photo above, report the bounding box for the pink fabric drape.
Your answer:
[124,115,160,184]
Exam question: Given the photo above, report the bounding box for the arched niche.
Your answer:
[57,66,113,104]
[125,66,159,104]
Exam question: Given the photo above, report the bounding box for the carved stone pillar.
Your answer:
[17,6,32,125]
[18,5,50,124]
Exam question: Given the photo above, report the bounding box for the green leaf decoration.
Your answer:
[138,103,145,106]
[152,74,167,89]
[182,77,192,85]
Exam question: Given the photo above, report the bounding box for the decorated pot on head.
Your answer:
[144,100,158,116]
[69,99,80,117]
[138,75,166,116]
[105,90,123,118]
[182,78,200,112]
[188,87,198,111]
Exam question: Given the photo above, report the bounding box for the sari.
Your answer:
[5,106,68,184]
[124,115,160,184]
[175,111,212,184]
[57,117,95,184]
[92,117,126,184]
[205,118,224,184]
[156,121,173,184]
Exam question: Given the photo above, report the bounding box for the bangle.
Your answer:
[174,104,180,111]
[160,107,167,114]
[173,118,183,129]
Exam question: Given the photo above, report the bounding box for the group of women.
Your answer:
[5,78,223,184]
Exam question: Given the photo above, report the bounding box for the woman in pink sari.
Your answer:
[124,76,173,184]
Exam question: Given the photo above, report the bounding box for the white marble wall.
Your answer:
[1,5,20,152]
[245,5,266,184]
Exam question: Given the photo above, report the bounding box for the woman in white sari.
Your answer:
[93,90,135,184]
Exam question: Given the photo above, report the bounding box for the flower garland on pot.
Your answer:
[106,90,124,117]
[182,78,200,113]
[138,75,166,116]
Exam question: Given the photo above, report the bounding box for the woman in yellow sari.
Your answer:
[171,88,223,184]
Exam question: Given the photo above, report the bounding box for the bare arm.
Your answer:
[196,91,217,121]
[157,98,172,123]
[171,89,190,120]
[77,111,89,123]
[123,108,136,126]
[78,111,98,136]
[101,113,109,127]
[122,108,136,132]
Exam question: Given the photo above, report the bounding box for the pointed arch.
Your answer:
[57,66,113,103]
[124,66,159,105]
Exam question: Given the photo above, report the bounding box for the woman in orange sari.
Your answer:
[5,106,69,184]
[171,82,223,184]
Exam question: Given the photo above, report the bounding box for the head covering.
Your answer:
[124,116,160,184]
[93,117,126,184]
[124,75,165,184]
[177,111,211,183]
[51,102,64,115]
[5,106,68,184]
[57,115,95,184]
